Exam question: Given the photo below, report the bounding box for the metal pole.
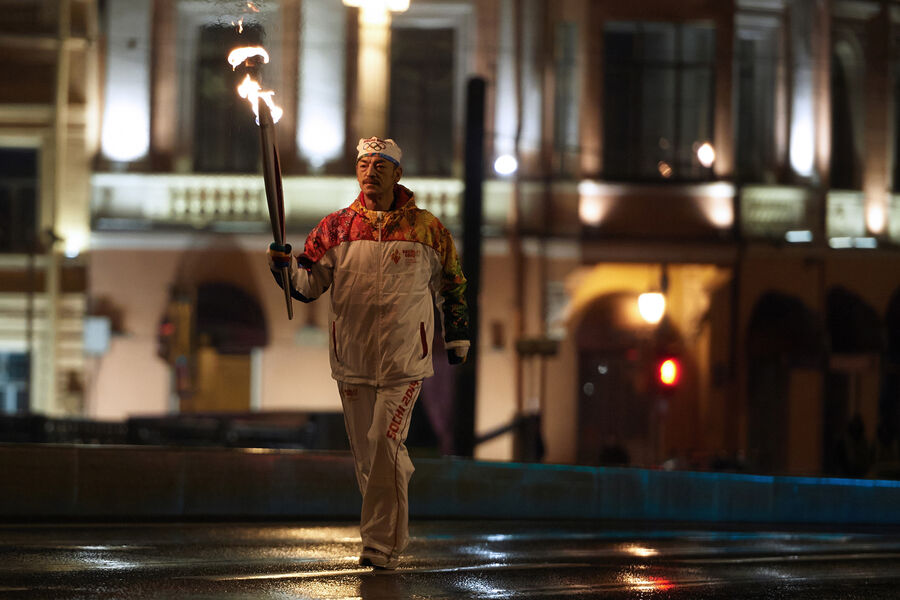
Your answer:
[453,77,485,457]
[258,101,293,320]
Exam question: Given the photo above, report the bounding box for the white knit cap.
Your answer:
[356,137,402,166]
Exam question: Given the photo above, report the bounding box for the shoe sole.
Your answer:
[359,554,398,569]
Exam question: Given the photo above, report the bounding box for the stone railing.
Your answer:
[91,174,466,232]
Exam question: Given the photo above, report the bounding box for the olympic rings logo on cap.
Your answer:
[363,139,387,152]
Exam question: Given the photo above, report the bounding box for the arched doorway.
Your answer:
[188,282,268,413]
[574,291,686,467]
[746,292,826,474]
[824,286,883,476]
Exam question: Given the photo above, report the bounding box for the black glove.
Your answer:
[447,349,466,365]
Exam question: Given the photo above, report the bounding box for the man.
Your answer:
[267,137,470,569]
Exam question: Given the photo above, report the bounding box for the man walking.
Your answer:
[267,137,470,569]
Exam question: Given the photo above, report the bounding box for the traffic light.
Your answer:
[656,357,681,389]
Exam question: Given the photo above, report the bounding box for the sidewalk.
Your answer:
[3,443,900,523]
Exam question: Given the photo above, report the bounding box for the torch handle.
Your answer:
[280,266,294,320]
[258,101,293,320]
[258,103,284,244]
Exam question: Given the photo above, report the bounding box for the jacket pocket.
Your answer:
[332,321,341,363]
[419,322,428,359]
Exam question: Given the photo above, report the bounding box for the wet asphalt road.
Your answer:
[2,520,900,599]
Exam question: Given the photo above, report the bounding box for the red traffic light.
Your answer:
[657,358,681,386]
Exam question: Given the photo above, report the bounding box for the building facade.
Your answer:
[3,0,900,477]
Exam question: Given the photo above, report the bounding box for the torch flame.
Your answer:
[237,74,283,124]
[228,46,282,125]
[227,46,269,71]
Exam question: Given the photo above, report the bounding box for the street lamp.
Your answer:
[638,292,666,325]
[638,264,669,325]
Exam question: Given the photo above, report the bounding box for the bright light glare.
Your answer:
[697,142,715,167]
[63,230,88,258]
[299,118,343,170]
[622,544,659,558]
[494,154,518,176]
[829,236,878,249]
[579,195,604,226]
[785,230,813,243]
[867,204,886,234]
[577,180,611,225]
[701,196,733,228]
[790,116,814,176]
[659,359,679,386]
[102,102,150,162]
[621,574,674,592]
[638,293,666,325]
[344,0,410,25]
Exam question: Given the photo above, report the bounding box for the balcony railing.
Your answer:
[90,173,589,237]
[95,173,900,245]
[90,173,464,233]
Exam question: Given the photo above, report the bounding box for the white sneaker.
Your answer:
[359,546,399,569]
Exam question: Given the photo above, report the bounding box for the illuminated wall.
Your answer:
[298,0,347,170]
[101,0,151,162]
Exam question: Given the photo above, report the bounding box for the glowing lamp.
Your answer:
[494,154,518,176]
[658,358,680,387]
[696,142,715,168]
[343,0,410,25]
[638,292,666,324]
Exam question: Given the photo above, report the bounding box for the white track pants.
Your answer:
[338,379,422,557]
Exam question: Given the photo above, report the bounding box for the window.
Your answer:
[831,33,865,190]
[389,27,455,177]
[0,353,29,414]
[735,26,779,183]
[0,148,38,253]
[554,22,580,177]
[193,24,263,173]
[603,22,716,182]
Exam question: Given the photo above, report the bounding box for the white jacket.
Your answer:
[271,185,470,386]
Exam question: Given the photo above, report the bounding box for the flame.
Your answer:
[231,17,244,34]
[227,46,269,71]
[228,46,282,125]
[247,1,260,12]
[237,74,283,124]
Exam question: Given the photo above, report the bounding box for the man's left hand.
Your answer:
[447,347,467,365]
[267,242,293,269]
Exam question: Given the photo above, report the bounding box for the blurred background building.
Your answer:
[2,0,900,478]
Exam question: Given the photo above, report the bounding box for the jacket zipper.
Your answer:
[376,213,383,386]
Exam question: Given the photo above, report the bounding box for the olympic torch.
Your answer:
[228,46,293,319]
